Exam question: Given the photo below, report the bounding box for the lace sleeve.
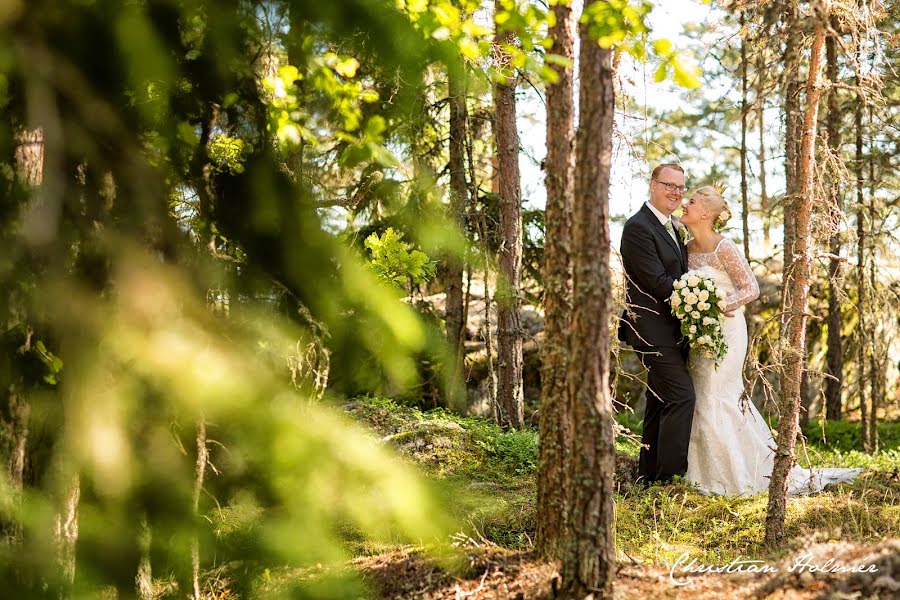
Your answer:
[717,239,759,312]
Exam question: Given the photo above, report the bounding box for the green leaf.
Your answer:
[653,63,668,83]
[653,38,672,55]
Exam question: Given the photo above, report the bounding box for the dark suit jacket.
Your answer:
[618,203,689,348]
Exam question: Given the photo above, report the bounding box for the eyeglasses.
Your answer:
[654,180,687,194]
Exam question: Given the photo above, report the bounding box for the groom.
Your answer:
[618,163,696,485]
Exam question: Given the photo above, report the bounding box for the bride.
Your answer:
[678,185,862,496]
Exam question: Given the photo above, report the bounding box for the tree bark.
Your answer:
[824,21,843,422]
[191,420,208,599]
[493,0,524,429]
[766,18,827,545]
[560,9,616,597]
[445,67,469,407]
[782,5,802,280]
[136,516,153,600]
[740,11,751,261]
[866,113,878,453]
[854,42,869,451]
[536,0,575,561]
[757,53,770,249]
[781,1,812,431]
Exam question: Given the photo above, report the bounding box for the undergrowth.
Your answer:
[346,397,899,565]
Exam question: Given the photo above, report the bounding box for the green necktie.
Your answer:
[664,220,678,243]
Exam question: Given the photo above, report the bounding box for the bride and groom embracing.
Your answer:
[618,163,861,497]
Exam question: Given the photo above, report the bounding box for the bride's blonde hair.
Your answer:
[693,185,731,229]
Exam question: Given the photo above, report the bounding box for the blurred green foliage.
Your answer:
[0,0,708,595]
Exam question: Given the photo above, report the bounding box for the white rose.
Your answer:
[703,316,716,326]
[717,300,727,310]
[697,302,709,311]
[687,275,700,287]
[671,294,681,307]
[689,325,697,334]
[691,311,701,320]
[674,280,685,290]
[684,293,697,306]
[690,287,700,297]
[698,290,709,302]
[705,279,714,289]
[716,288,726,299]
[699,335,712,345]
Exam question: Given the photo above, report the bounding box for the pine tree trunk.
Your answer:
[766,19,827,545]
[854,45,869,451]
[782,4,802,280]
[781,1,811,431]
[536,0,575,561]
[493,0,524,429]
[758,53,770,249]
[866,125,878,453]
[824,23,843,421]
[740,11,750,261]
[445,68,469,407]
[560,9,616,596]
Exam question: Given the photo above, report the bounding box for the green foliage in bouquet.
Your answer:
[670,271,728,367]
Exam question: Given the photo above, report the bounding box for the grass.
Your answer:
[347,397,899,566]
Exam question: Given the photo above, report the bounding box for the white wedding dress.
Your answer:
[685,238,863,496]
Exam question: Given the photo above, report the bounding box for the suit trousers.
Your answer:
[635,345,696,483]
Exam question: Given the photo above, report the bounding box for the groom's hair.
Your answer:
[651,163,684,180]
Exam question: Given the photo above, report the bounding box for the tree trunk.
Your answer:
[781,1,812,432]
[766,19,827,545]
[136,516,153,600]
[560,10,616,597]
[758,53,770,249]
[536,0,575,561]
[866,116,878,453]
[854,43,869,451]
[52,475,80,596]
[445,68,469,407]
[782,5,802,280]
[740,11,750,261]
[824,21,843,422]
[191,420,208,599]
[493,0,524,429]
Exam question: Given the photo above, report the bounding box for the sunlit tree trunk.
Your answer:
[781,1,813,430]
[560,6,616,596]
[191,420,208,599]
[493,0,524,429]
[766,18,827,545]
[536,0,575,560]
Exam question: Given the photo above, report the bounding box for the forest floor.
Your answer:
[340,397,900,599]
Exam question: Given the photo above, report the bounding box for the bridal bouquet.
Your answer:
[669,271,728,366]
